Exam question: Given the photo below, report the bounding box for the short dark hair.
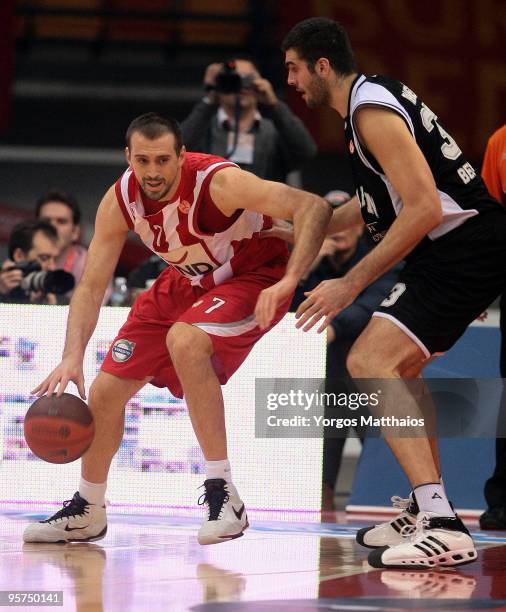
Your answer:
[8,220,58,260]
[35,190,81,225]
[282,17,356,75]
[126,113,183,154]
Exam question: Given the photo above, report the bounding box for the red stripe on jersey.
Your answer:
[191,163,239,236]
[175,207,198,246]
[114,178,134,230]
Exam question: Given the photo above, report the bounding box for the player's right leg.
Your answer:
[355,361,437,549]
[23,372,149,543]
[348,318,476,568]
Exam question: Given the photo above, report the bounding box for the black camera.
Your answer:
[13,261,75,295]
[214,61,256,94]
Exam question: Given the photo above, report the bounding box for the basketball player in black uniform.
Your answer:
[281,18,506,569]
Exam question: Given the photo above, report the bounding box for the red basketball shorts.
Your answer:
[101,261,290,397]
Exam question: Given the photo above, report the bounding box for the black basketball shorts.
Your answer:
[374,209,506,357]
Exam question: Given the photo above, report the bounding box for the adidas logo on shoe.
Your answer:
[356,494,419,549]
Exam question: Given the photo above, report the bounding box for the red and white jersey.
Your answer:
[115,152,287,289]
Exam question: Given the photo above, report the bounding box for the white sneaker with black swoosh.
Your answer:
[23,492,107,543]
[197,479,248,545]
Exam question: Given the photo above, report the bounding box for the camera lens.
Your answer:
[20,270,75,295]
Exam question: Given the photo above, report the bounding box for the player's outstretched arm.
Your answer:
[296,107,444,333]
[210,168,332,328]
[326,196,363,234]
[32,186,129,399]
[261,196,362,244]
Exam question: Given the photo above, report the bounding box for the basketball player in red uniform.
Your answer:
[24,113,331,545]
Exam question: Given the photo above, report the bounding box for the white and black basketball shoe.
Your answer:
[197,479,248,545]
[368,512,477,569]
[356,495,418,548]
[23,492,107,543]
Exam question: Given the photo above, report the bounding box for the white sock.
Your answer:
[79,477,107,506]
[414,482,455,517]
[205,459,231,482]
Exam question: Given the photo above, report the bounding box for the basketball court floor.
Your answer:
[1,507,506,611]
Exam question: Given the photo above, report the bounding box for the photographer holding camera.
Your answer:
[0,220,74,304]
[180,58,316,182]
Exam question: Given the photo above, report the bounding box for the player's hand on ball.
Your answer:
[255,276,297,330]
[31,357,86,400]
[295,278,359,333]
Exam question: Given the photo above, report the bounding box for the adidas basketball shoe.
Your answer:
[23,492,107,543]
[356,495,418,548]
[368,512,477,569]
[197,479,249,545]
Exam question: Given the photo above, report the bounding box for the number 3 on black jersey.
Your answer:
[381,283,406,307]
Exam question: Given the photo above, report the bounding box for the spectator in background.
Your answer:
[480,124,506,530]
[36,191,111,304]
[35,191,86,291]
[290,191,402,511]
[181,58,317,182]
[0,220,59,304]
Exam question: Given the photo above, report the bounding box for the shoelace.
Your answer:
[391,495,410,510]
[198,484,230,521]
[399,522,418,538]
[402,514,431,542]
[45,495,87,524]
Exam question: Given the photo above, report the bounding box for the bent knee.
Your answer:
[88,377,118,412]
[166,322,213,361]
[346,348,401,379]
[89,372,145,412]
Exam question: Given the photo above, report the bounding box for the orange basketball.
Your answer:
[24,394,95,464]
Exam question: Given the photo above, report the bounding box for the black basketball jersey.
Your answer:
[344,74,499,252]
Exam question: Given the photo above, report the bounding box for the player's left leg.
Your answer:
[169,264,290,545]
[167,322,248,545]
[167,322,227,461]
[348,316,476,569]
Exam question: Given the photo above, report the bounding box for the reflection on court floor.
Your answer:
[1,509,505,611]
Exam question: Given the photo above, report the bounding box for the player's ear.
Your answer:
[315,57,330,76]
[125,146,131,166]
[178,146,186,165]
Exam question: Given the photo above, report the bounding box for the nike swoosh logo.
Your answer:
[233,504,245,520]
[64,524,89,531]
